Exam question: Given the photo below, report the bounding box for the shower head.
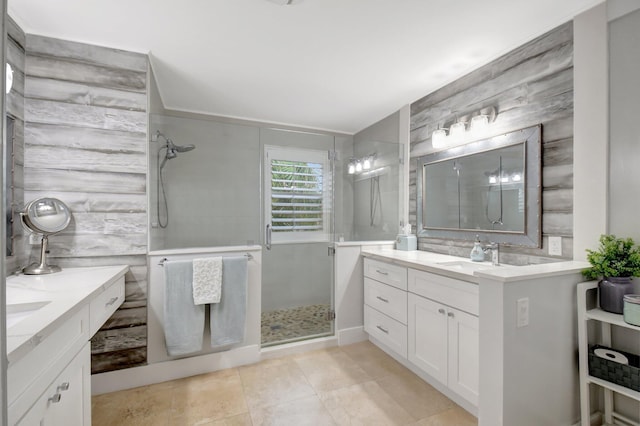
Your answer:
[167,139,195,153]
[156,131,196,170]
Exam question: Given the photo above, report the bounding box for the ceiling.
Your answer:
[9,0,602,135]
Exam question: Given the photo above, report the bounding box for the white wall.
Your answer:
[573,2,609,260]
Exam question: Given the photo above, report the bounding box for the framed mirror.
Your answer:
[417,125,541,247]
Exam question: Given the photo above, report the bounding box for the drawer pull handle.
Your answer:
[48,393,62,404]
[375,269,389,276]
[438,308,445,314]
[57,382,70,392]
[376,325,389,334]
[105,296,119,307]
[447,312,455,318]
[376,296,389,303]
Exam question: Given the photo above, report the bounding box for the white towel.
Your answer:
[192,257,223,305]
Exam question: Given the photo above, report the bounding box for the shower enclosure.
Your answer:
[149,113,404,347]
[149,115,338,346]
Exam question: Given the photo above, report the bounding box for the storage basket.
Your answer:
[588,345,640,391]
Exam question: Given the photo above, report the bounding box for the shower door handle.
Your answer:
[266,224,272,250]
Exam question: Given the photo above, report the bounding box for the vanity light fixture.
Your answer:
[348,154,377,176]
[431,106,497,149]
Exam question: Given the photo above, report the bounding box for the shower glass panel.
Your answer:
[343,141,404,241]
[149,114,261,250]
[260,128,335,346]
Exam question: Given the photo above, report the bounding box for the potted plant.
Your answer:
[583,234,640,313]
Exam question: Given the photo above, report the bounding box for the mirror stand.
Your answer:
[23,234,61,275]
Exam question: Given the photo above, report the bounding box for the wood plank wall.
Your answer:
[23,35,149,373]
[410,22,574,265]
[6,17,26,275]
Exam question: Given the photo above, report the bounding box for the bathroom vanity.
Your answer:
[361,248,589,426]
[6,265,128,425]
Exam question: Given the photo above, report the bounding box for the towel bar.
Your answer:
[158,253,254,266]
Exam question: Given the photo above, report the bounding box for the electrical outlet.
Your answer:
[517,298,529,328]
[548,236,562,256]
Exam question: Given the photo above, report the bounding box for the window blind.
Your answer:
[270,159,323,233]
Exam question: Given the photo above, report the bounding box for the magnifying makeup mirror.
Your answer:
[20,197,71,275]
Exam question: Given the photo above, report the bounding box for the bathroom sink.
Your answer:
[436,260,494,273]
[6,301,51,329]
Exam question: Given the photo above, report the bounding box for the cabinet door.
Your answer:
[447,308,479,406]
[18,343,90,426]
[408,293,448,384]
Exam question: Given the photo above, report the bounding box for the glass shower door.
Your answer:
[260,128,335,346]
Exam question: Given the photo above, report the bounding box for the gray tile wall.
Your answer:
[410,22,574,265]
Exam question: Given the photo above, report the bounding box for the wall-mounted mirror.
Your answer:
[21,197,71,274]
[417,125,541,247]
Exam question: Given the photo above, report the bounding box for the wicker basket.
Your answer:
[588,345,640,391]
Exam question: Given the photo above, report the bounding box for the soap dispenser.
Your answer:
[470,235,484,262]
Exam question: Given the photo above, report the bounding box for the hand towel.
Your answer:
[192,257,223,305]
[210,256,248,347]
[163,260,205,356]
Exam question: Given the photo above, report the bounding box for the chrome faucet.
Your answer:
[484,242,499,266]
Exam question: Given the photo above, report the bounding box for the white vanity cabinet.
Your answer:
[408,269,479,406]
[7,266,127,426]
[18,343,90,426]
[362,256,480,408]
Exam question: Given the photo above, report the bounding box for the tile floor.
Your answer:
[92,341,477,426]
[261,304,332,345]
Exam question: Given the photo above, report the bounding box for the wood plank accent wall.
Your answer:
[6,17,27,276]
[23,35,149,373]
[410,22,574,265]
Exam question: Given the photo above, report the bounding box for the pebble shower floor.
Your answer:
[261,304,332,345]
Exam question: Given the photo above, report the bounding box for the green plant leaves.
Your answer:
[582,234,640,280]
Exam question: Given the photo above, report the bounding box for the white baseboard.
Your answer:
[91,344,260,395]
[337,326,367,346]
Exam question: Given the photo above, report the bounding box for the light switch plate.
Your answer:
[548,236,562,256]
[517,298,529,328]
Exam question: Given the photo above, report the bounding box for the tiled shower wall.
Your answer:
[410,22,574,265]
[18,33,149,373]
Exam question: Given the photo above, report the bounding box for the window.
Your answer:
[265,146,331,243]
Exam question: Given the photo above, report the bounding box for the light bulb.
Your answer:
[501,176,509,183]
[512,173,521,182]
[348,162,355,175]
[432,128,447,149]
[355,161,363,172]
[470,114,489,135]
[363,157,371,170]
[489,176,497,184]
[449,121,466,144]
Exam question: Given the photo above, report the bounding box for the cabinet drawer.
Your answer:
[364,258,407,290]
[364,305,407,358]
[89,276,125,336]
[408,269,478,316]
[365,278,408,324]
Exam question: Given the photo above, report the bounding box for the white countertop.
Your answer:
[361,248,590,283]
[6,265,129,364]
